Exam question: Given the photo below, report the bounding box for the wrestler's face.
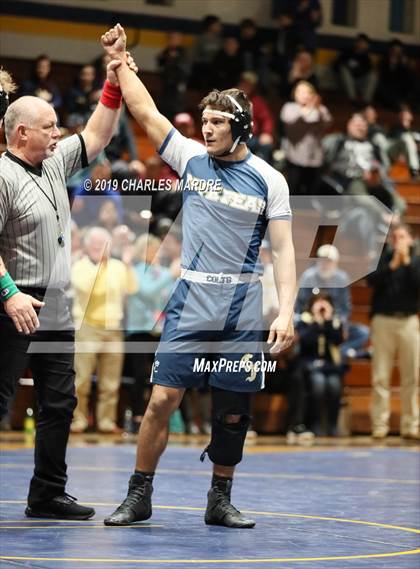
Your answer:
[202,109,233,156]
[25,104,60,161]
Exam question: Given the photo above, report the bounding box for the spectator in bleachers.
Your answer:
[97,198,122,232]
[111,224,136,260]
[21,54,62,113]
[334,34,378,106]
[71,227,138,433]
[285,49,318,99]
[388,105,420,179]
[238,19,261,73]
[280,81,331,195]
[322,113,405,237]
[367,224,420,440]
[292,0,322,52]
[65,64,98,130]
[211,35,243,91]
[363,104,420,179]
[126,234,177,433]
[271,9,300,83]
[296,293,345,436]
[173,112,197,140]
[377,39,416,111]
[157,32,190,119]
[362,105,392,171]
[295,244,370,359]
[189,15,223,90]
[237,72,274,163]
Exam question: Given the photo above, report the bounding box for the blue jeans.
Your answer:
[341,322,370,358]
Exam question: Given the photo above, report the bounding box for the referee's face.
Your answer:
[26,105,60,162]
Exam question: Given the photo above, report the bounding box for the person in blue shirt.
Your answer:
[101,24,296,529]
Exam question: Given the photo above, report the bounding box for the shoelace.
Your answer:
[214,492,241,518]
[116,484,149,512]
[61,493,78,504]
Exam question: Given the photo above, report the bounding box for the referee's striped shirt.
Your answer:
[0,134,88,288]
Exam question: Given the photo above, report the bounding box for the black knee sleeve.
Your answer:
[201,387,251,467]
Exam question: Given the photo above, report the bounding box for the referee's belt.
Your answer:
[181,269,260,285]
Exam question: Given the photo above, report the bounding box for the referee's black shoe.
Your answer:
[25,493,95,520]
[205,481,255,528]
[104,474,153,526]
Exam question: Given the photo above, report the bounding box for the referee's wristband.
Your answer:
[0,272,20,302]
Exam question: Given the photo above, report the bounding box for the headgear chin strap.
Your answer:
[203,94,253,156]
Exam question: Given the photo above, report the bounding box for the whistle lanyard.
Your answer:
[27,170,65,247]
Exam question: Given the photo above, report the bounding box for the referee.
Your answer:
[0,57,136,519]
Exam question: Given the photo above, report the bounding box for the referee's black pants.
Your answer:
[0,288,77,506]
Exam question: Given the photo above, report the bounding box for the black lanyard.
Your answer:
[27,169,65,247]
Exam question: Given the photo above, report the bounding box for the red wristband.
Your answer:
[100,80,122,109]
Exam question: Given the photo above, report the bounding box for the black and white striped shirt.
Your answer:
[0,134,88,288]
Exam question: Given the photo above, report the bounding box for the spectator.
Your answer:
[388,105,420,179]
[65,64,98,130]
[173,112,197,140]
[71,227,138,433]
[271,9,300,82]
[363,104,420,179]
[293,0,322,52]
[285,50,318,99]
[237,72,274,163]
[322,113,405,249]
[296,293,345,436]
[157,32,190,119]
[377,39,416,111]
[280,81,331,195]
[239,19,260,70]
[211,36,243,91]
[367,224,419,440]
[335,34,378,106]
[362,105,392,171]
[111,224,136,260]
[190,15,223,90]
[21,54,62,113]
[295,244,370,359]
[97,198,122,232]
[126,234,177,432]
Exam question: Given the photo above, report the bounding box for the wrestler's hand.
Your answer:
[267,316,294,354]
[107,51,138,85]
[101,23,127,59]
[3,292,45,334]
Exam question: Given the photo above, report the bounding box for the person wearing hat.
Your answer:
[295,244,369,359]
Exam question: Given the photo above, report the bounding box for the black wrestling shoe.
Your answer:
[104,474,153,526]
[205,481,255,528]
[25,493,95,520]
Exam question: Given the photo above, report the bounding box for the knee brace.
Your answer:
[200,387,251,467]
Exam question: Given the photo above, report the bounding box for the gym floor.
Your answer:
[0,435,419,569]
